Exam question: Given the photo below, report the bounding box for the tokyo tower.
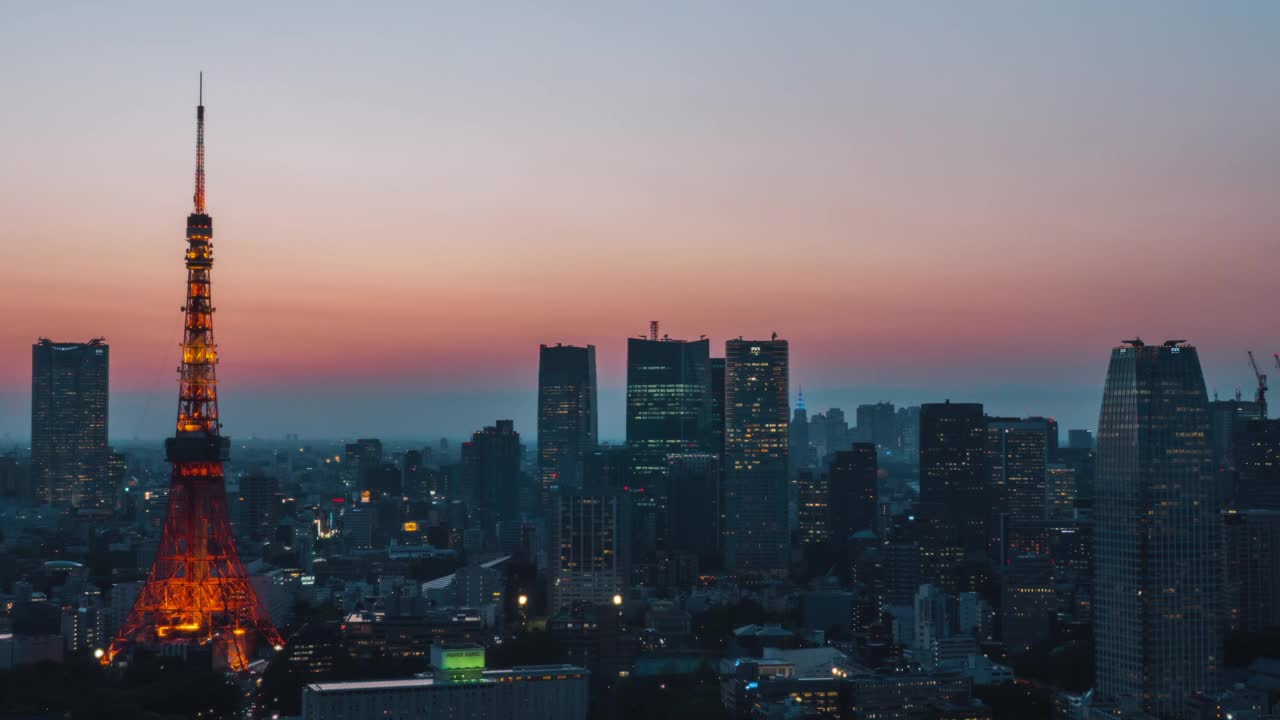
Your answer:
[103,77,284,670]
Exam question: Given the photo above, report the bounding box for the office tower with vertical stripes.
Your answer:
[1093,339,1219,718]
[723,337,789,575]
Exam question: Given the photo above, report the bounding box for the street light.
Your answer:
[517,594,528,607]
[612,594,623,607]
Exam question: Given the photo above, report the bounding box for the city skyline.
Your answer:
[3,3,1279,442]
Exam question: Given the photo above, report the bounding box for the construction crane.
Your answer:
[1248,351,1268,418]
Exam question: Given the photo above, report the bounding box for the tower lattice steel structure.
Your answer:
[103,78,283,670]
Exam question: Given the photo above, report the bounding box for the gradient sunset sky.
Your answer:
[2,2,1278,443]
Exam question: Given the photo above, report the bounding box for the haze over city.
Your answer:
[3,2,1279,442]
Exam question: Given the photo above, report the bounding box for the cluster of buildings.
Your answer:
[1,333,1279,720]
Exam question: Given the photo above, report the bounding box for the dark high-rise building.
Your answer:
[343,438,383,491]
[986,418,1050,524]
[809,412,829,460]
[461,421,523,543]
[723,338,789,575]
[1045,462,1077,520]
[538,344,598,498]
[1234,419,1280,510]
[31,338,109,508]
[1056,446,1096,504]
[795,468,829,545]
[1094,340,1220,718]
[625,330,712,553]
[1066,429,1094,451]
[550,489,630,612]
[711,357,727,458]
[0,453,34,501]
[625,333,713,456]
[666,453,721,569]
[824,408,849,459]
[895,405,922,464]
[920,402,987,558]
[1001,553,1055,656]
[856,402,897,452]
[1208,399,1263,503]
[828,443,878,544]
[238,473,280,541]
[402,450,428,500]
[1222,509,1280,634]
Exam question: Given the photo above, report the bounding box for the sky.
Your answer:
[1,2,1278,444]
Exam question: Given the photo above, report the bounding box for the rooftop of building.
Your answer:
[307,665,589,694]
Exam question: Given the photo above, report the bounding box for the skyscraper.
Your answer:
[855,402,896,452]
[550,489,630,612]
[1234,418,1280,510]
[1001,553,1055,656]
[919,401,986,590]
[711,357,727,458]
[986,417,1050,524]
[30,338,109,508]
[1222,509,1280,634]
[723,337,789,575]
[625,329,712,552]
[461,420,523,545]
[794,467,829,545]
[666,453,721,569]
[342,438,383,492]
[625,333,713,457]
[238,472,280,541]
[1208,398,1264,503]
[538,344,598,499]
[1094,340,1220,718]
[828,442,878,545]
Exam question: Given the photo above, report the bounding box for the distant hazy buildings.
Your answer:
[723,337,789,575]
[537,344,598,499]
[1094,340,1220,718]
[31,338,109,508]
[342,438,383,492]
[855,402,897,453]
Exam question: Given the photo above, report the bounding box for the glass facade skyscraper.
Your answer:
[625,335,712,553]
[31,338,109,508]
[1094,340,1219,719]
[625,336,713,457]
[538,344,598,499]
[723,338,789,575]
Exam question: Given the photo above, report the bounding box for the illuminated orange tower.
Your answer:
[103,77,283,670]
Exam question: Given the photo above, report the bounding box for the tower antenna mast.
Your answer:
[194,72,205,214]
